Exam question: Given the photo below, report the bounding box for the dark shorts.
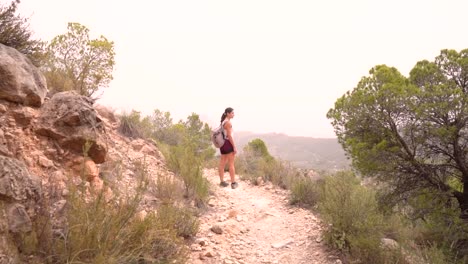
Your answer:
[220,140,234,155]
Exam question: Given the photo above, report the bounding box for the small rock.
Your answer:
[90,177,104,191]
[272,238,294,249]
[205,250,214,257]
[53,200,67,213]
[208,198,216,207]
[38,156,54,168]
[297,241,305,246]
[211,225,223,234]
[381,238,399,250]
[62,188,70,197]
[197,238,208,246]
[240,228,249,234]
[228,209,238,218]
[191,244,202,251]
[23,156,33,166]
[130,139,145,151]
[316,236,323,243]
[256,177,264,185]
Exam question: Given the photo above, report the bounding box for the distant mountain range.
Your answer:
[234,131,350,171]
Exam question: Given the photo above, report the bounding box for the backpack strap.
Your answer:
[221,120,228,139]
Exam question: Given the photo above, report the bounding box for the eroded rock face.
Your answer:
[0,155,41,203]
[0,44,47,107]
[7,203,32,233]
[0,155,42,263]
[35,91,107,163]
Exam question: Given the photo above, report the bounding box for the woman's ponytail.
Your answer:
[220,113,227,123]
[220,107,234,123]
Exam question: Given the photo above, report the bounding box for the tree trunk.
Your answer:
[455,181,468,219]
[462,181,468,219]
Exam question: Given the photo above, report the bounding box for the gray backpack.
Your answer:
[211,121,226,148]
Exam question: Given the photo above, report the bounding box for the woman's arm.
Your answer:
[224,121,237,153]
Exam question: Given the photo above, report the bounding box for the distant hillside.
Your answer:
[234,131,350,171]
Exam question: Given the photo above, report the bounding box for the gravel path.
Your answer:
[189,168,341,264]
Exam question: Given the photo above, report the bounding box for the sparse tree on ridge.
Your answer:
[181,113,215,160]
[44,22,115,97]
[150,109,175,143]
[327,49,468,218]
[245,138,274,160]
[0,0,45,66]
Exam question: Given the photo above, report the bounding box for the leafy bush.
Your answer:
[290,177,321,207]
[118,110,153,139]
[405,190,468,263]
[0,0,45,66]
[152,173,185,203]
[155,204,199,239]
[162,141,210,207]
[22,157,195,263]
[418,244,448,264]
[318,171,397,263]
[236,139,299,189]
[44,22,115,97]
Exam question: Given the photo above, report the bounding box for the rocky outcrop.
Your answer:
[0,45,173,263]
[0,44,47,107]
[35,91,107,163]
[0,155,42,263]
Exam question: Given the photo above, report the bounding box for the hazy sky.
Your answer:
[14,0,468,137]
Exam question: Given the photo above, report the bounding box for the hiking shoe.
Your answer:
[231,182,238,189]
[220,181,229,187]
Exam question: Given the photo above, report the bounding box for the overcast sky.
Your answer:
[15,0,468,137]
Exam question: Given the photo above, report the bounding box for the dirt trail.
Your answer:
[189,168,341,264]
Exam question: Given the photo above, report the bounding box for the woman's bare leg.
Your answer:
[218,154,228,182]
[227,153,236,183]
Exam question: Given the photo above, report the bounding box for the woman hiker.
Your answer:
[218,107,238,189]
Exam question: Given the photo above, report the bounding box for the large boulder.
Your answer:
[0,44,47,107]
[35,91,107,163]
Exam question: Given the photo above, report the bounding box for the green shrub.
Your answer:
[419,244,448,264]
[42,182,187,263]
[163,141,210,207]
[152,173,185,203]
[405,190,468,263]
[23,158,191,263]
[290,177,321,207]
[0,0,46,66]
[318,171,390,262]
[264,159,299,189]
[155,204,199,239]
[236,142,300,189]
[118,110,153,139]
